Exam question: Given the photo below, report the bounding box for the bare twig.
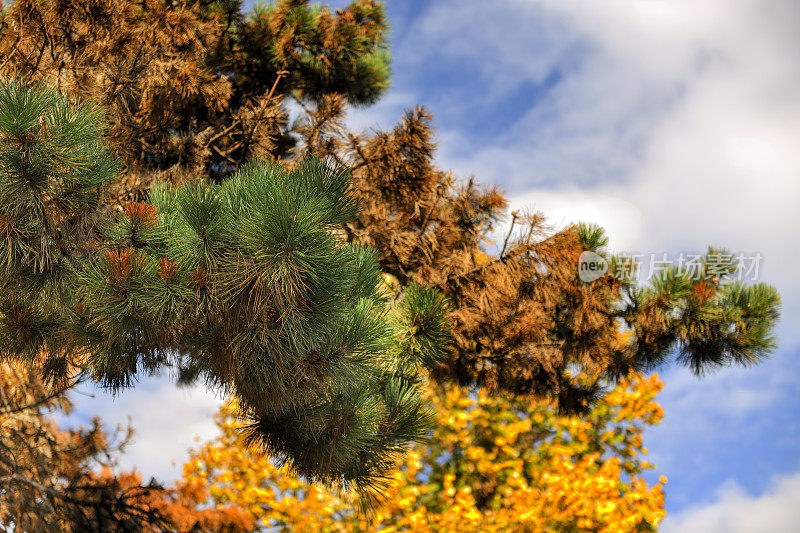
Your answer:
[499,210,519,260]
[0,372,87,416]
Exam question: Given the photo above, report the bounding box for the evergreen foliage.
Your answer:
[615,246,781,377]
[0,0,780,462]
[0,81,450,493]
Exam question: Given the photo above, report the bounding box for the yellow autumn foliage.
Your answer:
[179,373,666,532]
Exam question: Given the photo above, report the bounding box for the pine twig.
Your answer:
[499,210,519,261]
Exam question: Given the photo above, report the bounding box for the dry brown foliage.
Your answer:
[0,361,252,531]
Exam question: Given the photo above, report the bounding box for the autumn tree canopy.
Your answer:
[180,371,668,532]
[0,0,782,523]
[0,0,390,184]
[0,0,780,412]
[0,360,254,532]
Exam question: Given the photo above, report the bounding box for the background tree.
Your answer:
[0,0,389,187]
[180,371,667,532]
[298,100,782,411]
[0,0,780,414]
[0,360,252,531]
[0,3,782,526]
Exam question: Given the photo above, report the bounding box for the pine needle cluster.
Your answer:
[0,81,451,493]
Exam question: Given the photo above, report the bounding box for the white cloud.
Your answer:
[409,0,799,241]
[616,58,800,290]
[502,188,644,250]
[63,375,223,482]
[425,0,800,329]
[662,471,800,533]
[405,1,575,88]
[344,90,421,133]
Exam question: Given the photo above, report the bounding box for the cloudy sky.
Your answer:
[65,1,800,530]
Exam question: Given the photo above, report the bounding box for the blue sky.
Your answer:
[66,1,800,530]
